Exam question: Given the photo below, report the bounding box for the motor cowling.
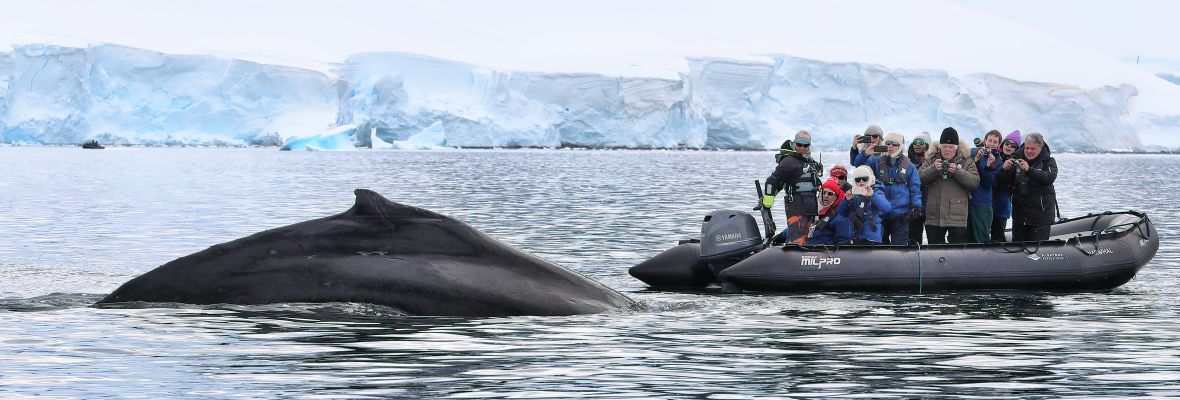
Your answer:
[699,210,763,261]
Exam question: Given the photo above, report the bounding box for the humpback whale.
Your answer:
[98,189,637,316]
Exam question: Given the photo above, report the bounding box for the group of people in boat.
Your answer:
[761,126,1058,246]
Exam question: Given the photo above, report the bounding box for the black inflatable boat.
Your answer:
[629,210,1158,292]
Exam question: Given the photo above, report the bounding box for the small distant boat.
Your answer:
[81,140,105,149]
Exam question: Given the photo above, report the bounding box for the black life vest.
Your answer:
[849,195,879,233]
[876,155,911,186]
[791,154,822,195]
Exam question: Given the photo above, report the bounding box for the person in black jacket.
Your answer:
[763,130,824,244]
[997,132,1057,241]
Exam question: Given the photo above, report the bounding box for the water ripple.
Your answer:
[0,148,1177,398]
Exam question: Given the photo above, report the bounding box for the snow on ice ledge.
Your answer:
[2,43,1179,152]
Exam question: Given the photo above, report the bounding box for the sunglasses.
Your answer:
[885,141,901,146]
[822,191,837,197]
[795,143,810,148]
[912,139,927,146]
[834,175,847,180]
[855,177,870,183]
[868,134,881,138]
[1002,140,1017,147]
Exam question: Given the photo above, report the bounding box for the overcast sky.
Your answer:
[1,0,1177,73]
[947,0,1180,60]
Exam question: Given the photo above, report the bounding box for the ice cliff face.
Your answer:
[0,44,337,146]
[692,56,1144,151]
[1,43,1176,151]
[335,52,702,148]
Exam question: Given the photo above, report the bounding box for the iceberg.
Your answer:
[279,124,357,151]
[392,121,447,150]
[369,127,394,149]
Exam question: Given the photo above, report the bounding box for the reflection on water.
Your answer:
[1,148,1178,398]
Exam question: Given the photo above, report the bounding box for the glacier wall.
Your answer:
[335,52,703,148]
[0,44,338,146]
[1,43,1176,151]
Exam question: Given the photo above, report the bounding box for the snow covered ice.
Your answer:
[3,0,1180,151]
[2,43,1179,151]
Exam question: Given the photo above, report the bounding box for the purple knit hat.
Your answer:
[1004,130,1022,147]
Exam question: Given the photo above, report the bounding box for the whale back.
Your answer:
[97,189,637,316]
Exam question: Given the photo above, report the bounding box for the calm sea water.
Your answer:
[1,147,1177,398]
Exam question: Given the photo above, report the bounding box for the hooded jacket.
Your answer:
[918,140,980,228]
[997,143,1058,226]
[806,179,852,245]
[838,167,892,243]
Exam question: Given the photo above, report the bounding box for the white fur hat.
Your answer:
[851,165,875,186]
[885,132,905,157]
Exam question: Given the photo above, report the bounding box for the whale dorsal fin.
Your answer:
[348,189,448,222]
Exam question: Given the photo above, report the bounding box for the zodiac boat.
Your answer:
[629,210,1158,292]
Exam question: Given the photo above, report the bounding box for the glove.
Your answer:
[762,194,776,209]
[906,206,924,221]
[770,230,787,245]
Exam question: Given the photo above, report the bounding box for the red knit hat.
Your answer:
[830,164,848,178]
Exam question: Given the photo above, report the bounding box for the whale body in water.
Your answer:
[98,189,637,317]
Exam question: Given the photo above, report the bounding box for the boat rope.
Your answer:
[1069,233,1102,256]
[998,242,1028,254]
[1137,215,1152,240]
[1020,241,1041,255]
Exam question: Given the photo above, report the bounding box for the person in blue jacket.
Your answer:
[851,132,922,245]
[967,129,1003,243]
[838,166,892,244]
[806,178,852,245]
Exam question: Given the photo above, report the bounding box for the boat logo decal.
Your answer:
[716,232,743,241]
[1092,248,1114,256]
[1028,253,1065,261]
[1140,239,1148,247]
[801,255,841,268]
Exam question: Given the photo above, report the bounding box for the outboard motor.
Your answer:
[699,209,763,275]
[629,182,776,289]
[628,209,767,289]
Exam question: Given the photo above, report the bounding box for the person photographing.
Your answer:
[997,132,1057,241]
[918,127,979,244]
[966,130,1003,243]
[837,166,892,244]
[851,132,922,245]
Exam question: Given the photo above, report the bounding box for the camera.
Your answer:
[972,137,1002,158]
[857,135,875,144]
[873,144,888,154]
[940,160,951,180]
